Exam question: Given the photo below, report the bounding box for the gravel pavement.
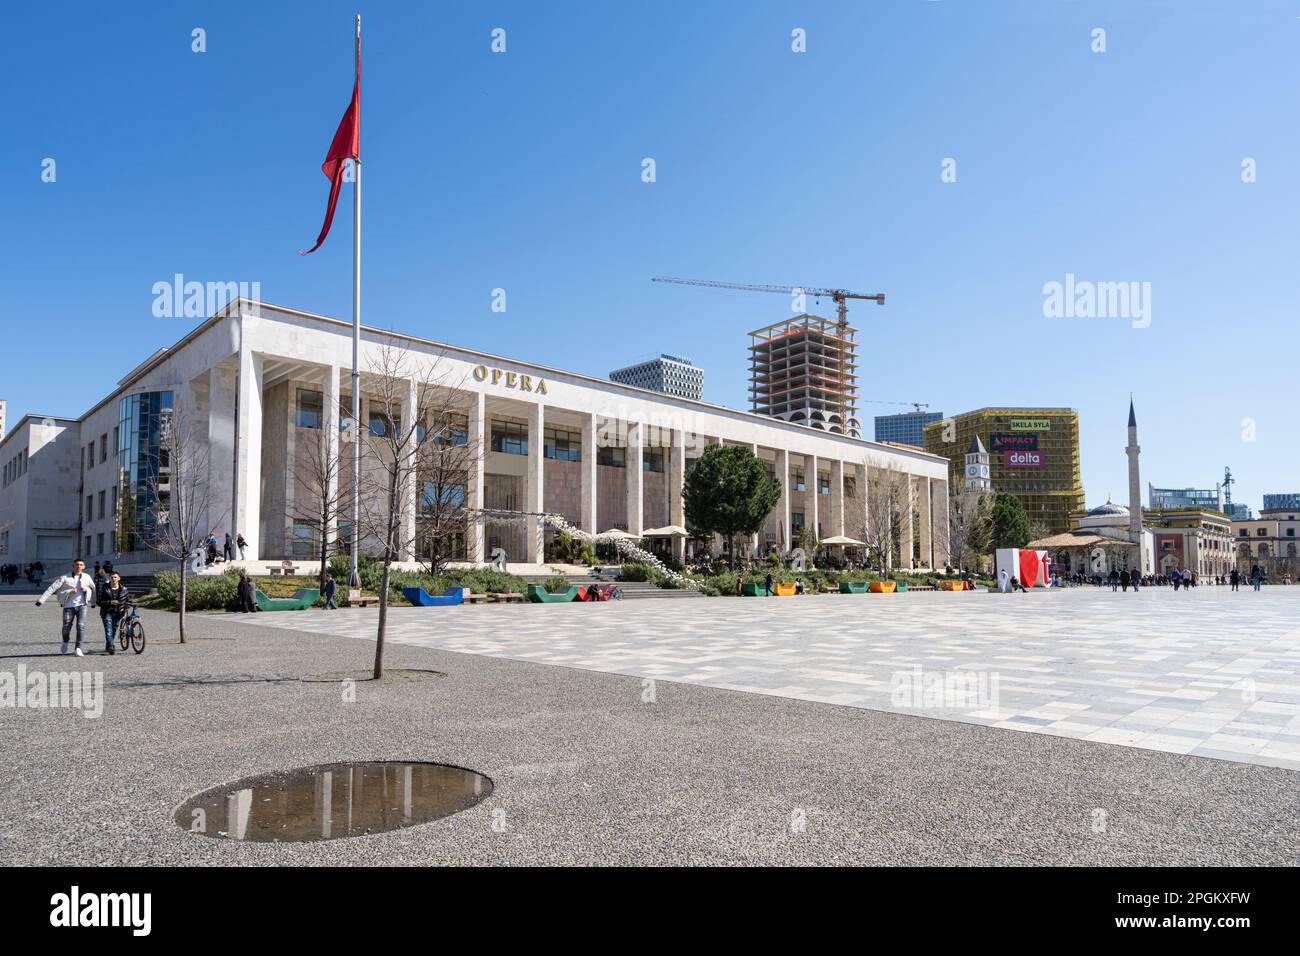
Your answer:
[0,596,1295,866]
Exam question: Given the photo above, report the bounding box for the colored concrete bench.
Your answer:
[774,582,797,596]
[868,581,896,593]
[255,588,320,611]
[839,581,871,594]
[740,582,773,597]
[527,584,579,603]
[402,585,464,607]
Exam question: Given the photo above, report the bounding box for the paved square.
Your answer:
[242,586,1300,771]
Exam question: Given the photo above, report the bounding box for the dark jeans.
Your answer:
[61,605,87,647]
[102,612,125,647]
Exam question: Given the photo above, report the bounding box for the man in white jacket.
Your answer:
[36,558,98,657]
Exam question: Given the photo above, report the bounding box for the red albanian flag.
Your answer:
[300,52,360,255]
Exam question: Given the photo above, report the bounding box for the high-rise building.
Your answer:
[1224,502,1252,520]
[1149,484,1223,512]
[874,410,943,448]
[0,400,6,442]
[924,407,1084,534]
[1262,493,1300,513]
[608,354,703,400]
[748,314,860,437]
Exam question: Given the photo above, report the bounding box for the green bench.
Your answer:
[741,582,774,597]
[526,584,579,603]
[255,588,320,611]
[839,581,871,594]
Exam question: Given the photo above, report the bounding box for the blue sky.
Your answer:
[4,0,1297,510]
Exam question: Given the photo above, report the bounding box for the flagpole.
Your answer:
[349,12,362,589]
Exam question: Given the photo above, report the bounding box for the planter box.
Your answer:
[740,582,772,597]
[527,584,579,603]
[255,588,320,611]
[773,582,797,596]
[402,586,464,607]
[839,581,871,594]
[868,581,896,593]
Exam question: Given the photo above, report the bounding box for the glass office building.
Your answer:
[116,390,173,552]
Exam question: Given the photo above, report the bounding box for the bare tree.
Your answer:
[949,490,992,572]
[354,343,471,678]
[292,413,347,593]
[145,403,224,645]
[413,393,483,576]
[856,464,912,574]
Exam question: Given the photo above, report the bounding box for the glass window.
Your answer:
[643,449,664,473]
[544,427,581,462]
[597,446,625,468]
[844,476,856,498]
[100,434,108,463]
[292,521,320,559]
[368,410,400,438]
[297,390,323,429]
[424,413,468,446]
[819,475,831,495]
[794,471,805,493]
[490,420,528,456]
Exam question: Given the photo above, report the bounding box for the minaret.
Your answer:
[1126,398,1142,538]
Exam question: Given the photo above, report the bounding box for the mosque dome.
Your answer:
[1087,499,1130,518]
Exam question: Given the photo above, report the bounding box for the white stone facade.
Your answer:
[0,301,952,571]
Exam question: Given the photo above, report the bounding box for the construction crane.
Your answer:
[651,275,885,333]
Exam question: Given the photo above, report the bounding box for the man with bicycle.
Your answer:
[97,570,132,656]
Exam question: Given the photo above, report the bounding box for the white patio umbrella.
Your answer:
[640,525,689,537]
[820,534,865,547]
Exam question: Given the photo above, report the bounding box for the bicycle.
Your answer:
[115,604,146,655]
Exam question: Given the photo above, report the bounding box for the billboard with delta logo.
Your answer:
[1003,449,1045,468]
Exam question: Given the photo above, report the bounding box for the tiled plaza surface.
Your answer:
[243,586,1300,771]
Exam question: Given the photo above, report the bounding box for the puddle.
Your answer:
[176,761,493,842]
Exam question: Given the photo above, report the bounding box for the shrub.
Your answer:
[619,563,655,583]
[542,575,571,594]
[154,570,240,611]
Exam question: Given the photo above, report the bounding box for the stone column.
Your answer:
[803,454,819,546]
[830,459,845,538]
[748,443,761,560]
[856,462,870,548]
[581,411,598,537]
[208,363,237,537]
[233,345,263,560]
[670,427,686,562]
[899,475,915,570]
[399,378,419,561]
[466,392,486,562]
[323,363,341,558]
[933,478,950,569]
[626,421,643,536]
[526,402,545,563]
[918,476,932,570]
[776,448,791,554]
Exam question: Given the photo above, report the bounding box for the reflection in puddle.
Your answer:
[177,761,493,842]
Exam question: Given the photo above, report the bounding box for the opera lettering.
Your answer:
[472,364,548,395]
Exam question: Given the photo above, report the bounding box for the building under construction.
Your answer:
[748,314,860,438]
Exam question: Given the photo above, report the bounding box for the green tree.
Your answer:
[989,492,1030,551]
[683,444,780,568]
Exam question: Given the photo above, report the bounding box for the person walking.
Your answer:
[763,571,774,597]
[998,568,1010,593]
[236,533,247,561]
[1109,569,1119,592]
[36,558,98,656]
[1120,569,1130,592]
[1230,568,1240,591]
[97,570,131,655]
[323,572,338,610]
[1251,564,1263,592]
[223,532,234,563]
